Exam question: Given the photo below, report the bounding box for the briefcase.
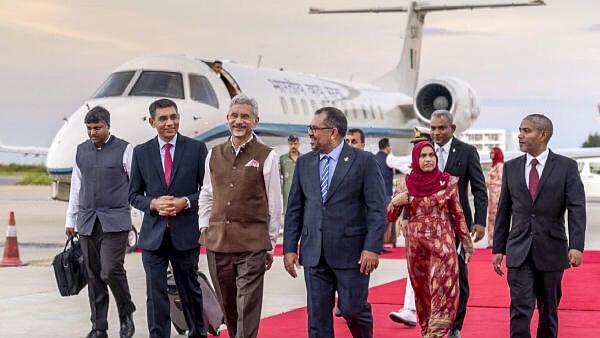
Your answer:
[52,235,88,296]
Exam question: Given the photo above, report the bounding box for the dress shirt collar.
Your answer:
[434,137,453,153]
[230,133,253,149]
[526,147,549,167]
[158,133,178,150]
[320,141,344,161]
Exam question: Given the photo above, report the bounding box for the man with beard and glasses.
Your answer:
[284,107,386,338]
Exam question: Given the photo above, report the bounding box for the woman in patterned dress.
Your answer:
[486,147,504,248]
[388,141,473,338]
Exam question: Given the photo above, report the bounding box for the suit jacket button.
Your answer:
[226,220,230,224]
[233,166,237,170]
[227,201,231,206]
[229,183,234,188]
[531,214,535,218]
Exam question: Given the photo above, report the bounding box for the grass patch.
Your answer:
[16,173,53,185]
[0,163,47,176]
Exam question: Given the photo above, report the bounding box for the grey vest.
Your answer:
[75,136,131,235]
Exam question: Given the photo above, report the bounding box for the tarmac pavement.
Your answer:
[0,185,598,337]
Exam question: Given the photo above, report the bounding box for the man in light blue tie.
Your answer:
[283,107,387,338]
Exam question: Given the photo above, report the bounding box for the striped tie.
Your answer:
[320,155,330,201]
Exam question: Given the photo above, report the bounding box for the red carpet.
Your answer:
[217,250,600,337]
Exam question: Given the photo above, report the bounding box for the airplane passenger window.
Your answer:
[189,74,219,108]
[130,71,184,99]
[370,106,376,119]
[291,98,299,114]
[301,99,309,115]
[280,97,289,114]
[362,106,368,119]
[378,107,384,119]
[93,71,135,98]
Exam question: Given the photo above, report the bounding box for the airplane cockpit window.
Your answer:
[92,71,135,98]
[130,71,184,99]
[189,74,219,108]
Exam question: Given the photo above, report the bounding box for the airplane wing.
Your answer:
[0,137,48,156]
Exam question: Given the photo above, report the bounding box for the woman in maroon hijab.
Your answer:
[388,141,473,338]
[486,146,505,248]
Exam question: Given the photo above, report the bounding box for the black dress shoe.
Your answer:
[119,314,135,338]
[85,329,108,338]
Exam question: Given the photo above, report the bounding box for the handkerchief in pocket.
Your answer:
[245,159,260,168]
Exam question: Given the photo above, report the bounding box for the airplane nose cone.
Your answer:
[46,106,87,174]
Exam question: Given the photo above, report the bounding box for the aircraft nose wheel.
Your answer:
[126,225,138,253]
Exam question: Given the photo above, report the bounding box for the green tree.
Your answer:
[583,133,600,147]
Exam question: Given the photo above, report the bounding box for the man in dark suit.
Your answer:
[283,107,387,338]
[493,114,585,338]
[129,98,208,338]
[430,109,488,338]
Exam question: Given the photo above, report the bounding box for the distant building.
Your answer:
[459,129,507,152]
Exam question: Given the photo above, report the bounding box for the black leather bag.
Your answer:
[52,235,88,296]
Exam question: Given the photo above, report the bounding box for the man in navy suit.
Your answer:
[283,107,387,338]
[493,114,585,338]
[129,98,208,338]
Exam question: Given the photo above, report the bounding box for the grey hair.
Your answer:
[229,94,259,116]
[431,109,454,125]
[523,113,553,139]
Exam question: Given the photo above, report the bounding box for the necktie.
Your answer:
[164,143,173,186]
[529,158,539,199]
[438,147,446,171]
[320,156,330,201]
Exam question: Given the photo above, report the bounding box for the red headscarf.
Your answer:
[406,141,450,197]
[491,147,504,167]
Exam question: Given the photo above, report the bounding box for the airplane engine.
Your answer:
[413,77,480,133]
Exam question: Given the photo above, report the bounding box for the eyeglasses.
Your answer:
[307,125,334,134]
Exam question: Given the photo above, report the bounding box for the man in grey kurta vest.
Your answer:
[65,106,136,338]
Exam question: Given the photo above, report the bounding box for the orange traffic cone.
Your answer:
[0,211,28,267]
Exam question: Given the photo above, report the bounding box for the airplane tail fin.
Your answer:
[309,1,545,94]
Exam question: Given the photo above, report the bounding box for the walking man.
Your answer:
[65,106,136,338]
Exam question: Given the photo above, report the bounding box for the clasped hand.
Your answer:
[151,195,186,217]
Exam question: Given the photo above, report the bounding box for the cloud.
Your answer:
[0,10,141,51]
[587,24,600,32]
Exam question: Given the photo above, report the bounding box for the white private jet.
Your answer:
[2,1,548,200]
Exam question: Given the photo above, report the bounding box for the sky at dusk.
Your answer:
[0,0,598,164]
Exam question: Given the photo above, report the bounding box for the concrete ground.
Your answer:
[0,185,598,337]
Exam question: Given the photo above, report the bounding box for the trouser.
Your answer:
[402,275,416,311]
[451,248,470,331]
[142,229,206,338]
[79,218,135,331]
[206,250,266,338]
[304,255,373,338]
[508,253,563,338]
